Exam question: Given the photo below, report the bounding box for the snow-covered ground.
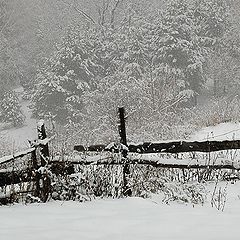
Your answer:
[0,90,37,151]
[1,182,240,240]
[190,122,240,141]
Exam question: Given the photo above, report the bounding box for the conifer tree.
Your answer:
[31,27,103,123]
[0,90,25,126]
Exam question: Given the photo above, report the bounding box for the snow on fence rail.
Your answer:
[0,138,53,166]
[0,148,36,165]
[74,139,240,154]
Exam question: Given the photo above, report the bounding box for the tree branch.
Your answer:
[73,0,96,24]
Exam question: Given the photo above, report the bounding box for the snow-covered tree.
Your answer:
[152,1,206,105]
[0,90,25,126]
[31,27,103,123]
[194,0,233,97]
[193,0,230,47]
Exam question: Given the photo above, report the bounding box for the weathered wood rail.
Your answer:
[0,148,36,165]
[52,158,240,170]
[0,138,53,166]
[74,139,240,154]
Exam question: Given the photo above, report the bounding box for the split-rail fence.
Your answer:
[1,107,240,202]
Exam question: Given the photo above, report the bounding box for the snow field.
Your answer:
[1,184,240,240]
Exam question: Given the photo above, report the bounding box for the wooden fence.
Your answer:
[0,120,52,203]
[1,107,240,202]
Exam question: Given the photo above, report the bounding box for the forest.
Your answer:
[1,0,240,146]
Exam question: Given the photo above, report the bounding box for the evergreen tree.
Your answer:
[0,90,25,126]
[193,0,232,97]
[152,0,230,105]
[193,0,230,46]
[31,27,103,123]
[152,0,204,105]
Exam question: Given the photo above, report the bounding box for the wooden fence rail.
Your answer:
[74,139,240,154]
[0,138,53,166]
[52,159,240,170]
[0,148,36,165]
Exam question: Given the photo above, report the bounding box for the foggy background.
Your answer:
[1,0,240,150]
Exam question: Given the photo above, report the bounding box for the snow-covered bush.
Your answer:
[129,165,208,204]
[51,163,124,201]
[51,174,93,202]
[47,160,210,206]
[210,180,228,211]
[162,182,206,205]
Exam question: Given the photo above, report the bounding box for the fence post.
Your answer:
[31,146,41,198]
[37,120,51,202]
[37,120,50,166]
[28,139,40,198]
[118,107,131,196]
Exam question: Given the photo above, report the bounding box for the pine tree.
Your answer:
[0,90,25,126]
[31,27,103,124]
[193,0,231,97]
[152,0,210,105]
[193,0,230,46]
